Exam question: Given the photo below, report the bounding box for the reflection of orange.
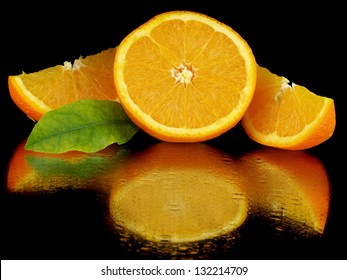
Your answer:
[109,143,248,243]
[7,141,32,191]
[240,147,330,233]
[7,139,120,193]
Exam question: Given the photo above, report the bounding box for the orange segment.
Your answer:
[8,48,118,121]
[114,11,257,142]
[241,66,336,150]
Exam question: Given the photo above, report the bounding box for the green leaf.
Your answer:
[25,99,139,153]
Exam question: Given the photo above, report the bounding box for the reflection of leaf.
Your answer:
[26,155,107,179]
[25,146,130,180]
[25,100,139,153]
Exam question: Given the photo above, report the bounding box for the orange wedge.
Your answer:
[114,11,257,142]
[241,66,336,150]
[8,48,118,121]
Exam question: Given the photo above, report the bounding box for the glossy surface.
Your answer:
[2,135,337,259]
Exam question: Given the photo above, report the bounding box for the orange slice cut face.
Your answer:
[8,48,118,121]
[114,11,257,142]
[241,66,336,150]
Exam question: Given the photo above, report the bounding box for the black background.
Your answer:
[0,1,344,260]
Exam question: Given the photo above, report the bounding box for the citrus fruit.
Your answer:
[240,147,330,234]
[241,66,336,150]
[8,48,118,121]
[108,142,248,243]
[113,11,257,142]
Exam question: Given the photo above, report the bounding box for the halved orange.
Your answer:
[114,11,257,142]
[241,66,336,150]
[8,48,118,121]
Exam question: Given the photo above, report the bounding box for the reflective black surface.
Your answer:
[1,1,344,260]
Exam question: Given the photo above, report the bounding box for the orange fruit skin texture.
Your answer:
[114,11,257,143]
[8,48,118,121]
[8,77,42,121]
[241,66,336,150]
